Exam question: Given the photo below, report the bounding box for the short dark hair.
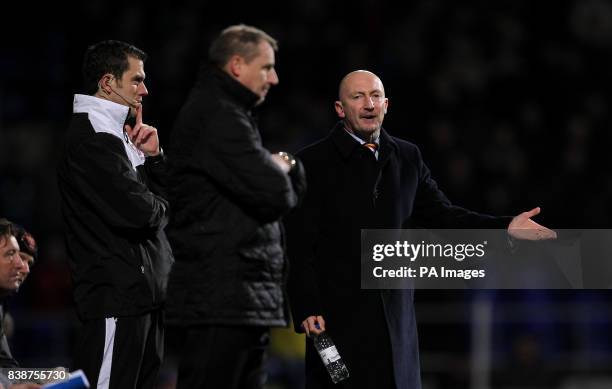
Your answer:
[0,219,13,246]
[208,24,278,68]
[13,224,37,263]
[82,40,147,95]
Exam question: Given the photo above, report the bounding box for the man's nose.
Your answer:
[139,82,149,96]
[15,256,29,275]
[364,97,375,109]
[268,68,279,85]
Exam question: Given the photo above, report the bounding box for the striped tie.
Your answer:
[363,143,378,153]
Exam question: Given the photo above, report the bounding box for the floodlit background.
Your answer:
[3,0,612,388]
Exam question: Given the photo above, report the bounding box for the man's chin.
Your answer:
[357,126,380,135]
[254,96,266,106]
[0,284,19,296]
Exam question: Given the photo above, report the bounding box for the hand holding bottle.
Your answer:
[301,315,326,337]
[303,318,350,384]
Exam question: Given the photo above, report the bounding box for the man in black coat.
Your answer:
[0,220,44,389]
[57,40,173,389]
[0,219,30,369]
[165,25,306,388]
[285,70,555,389]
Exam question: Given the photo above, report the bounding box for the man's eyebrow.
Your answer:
[351,89,383,95]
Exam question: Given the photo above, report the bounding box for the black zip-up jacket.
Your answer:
[165,65,306,326]
[0,304,17,367]
[58,101,174,320]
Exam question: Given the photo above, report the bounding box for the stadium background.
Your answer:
[2,0,612,387]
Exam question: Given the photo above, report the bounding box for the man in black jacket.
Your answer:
[285,70,556,389]
[165,25,306,388]
[57,40,173,389]
[0,219,29,369]
[0,220,43,389]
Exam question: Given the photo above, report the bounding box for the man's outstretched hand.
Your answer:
[508,207,557,240]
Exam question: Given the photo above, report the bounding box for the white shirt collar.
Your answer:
[73,94,129,137]
[73,94,145,169]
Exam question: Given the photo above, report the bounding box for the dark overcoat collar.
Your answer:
[197,64,260,110]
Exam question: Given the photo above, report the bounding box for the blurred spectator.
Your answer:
[0,220,41,389]
[165,24,305,389]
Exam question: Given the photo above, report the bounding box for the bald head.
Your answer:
[335,70,388,141]
[338,70,385,101]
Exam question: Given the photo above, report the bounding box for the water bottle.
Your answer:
[312,325,350,384]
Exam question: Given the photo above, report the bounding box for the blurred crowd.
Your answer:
[3,0,612,388]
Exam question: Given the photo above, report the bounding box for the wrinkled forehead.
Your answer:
[340,73,385,98]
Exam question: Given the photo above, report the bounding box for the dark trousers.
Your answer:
[167,325,270,389]
[72,309,164,389]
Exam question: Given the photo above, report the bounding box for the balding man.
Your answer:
[285,70,555,389]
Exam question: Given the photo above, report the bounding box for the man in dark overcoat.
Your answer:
[285,70,555,389]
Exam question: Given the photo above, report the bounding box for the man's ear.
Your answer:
[334,101,345,118]
[228,55,243,78]
[98,73,114,95]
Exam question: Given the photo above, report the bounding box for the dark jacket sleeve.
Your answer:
[288,159,307,207]
[137,153,169,200]
[0,334,17,368]
[411,146,512,229]
[0,306,17,368]
[197,109,300,222]
[285,157,323,333]
[67,133,168,231]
